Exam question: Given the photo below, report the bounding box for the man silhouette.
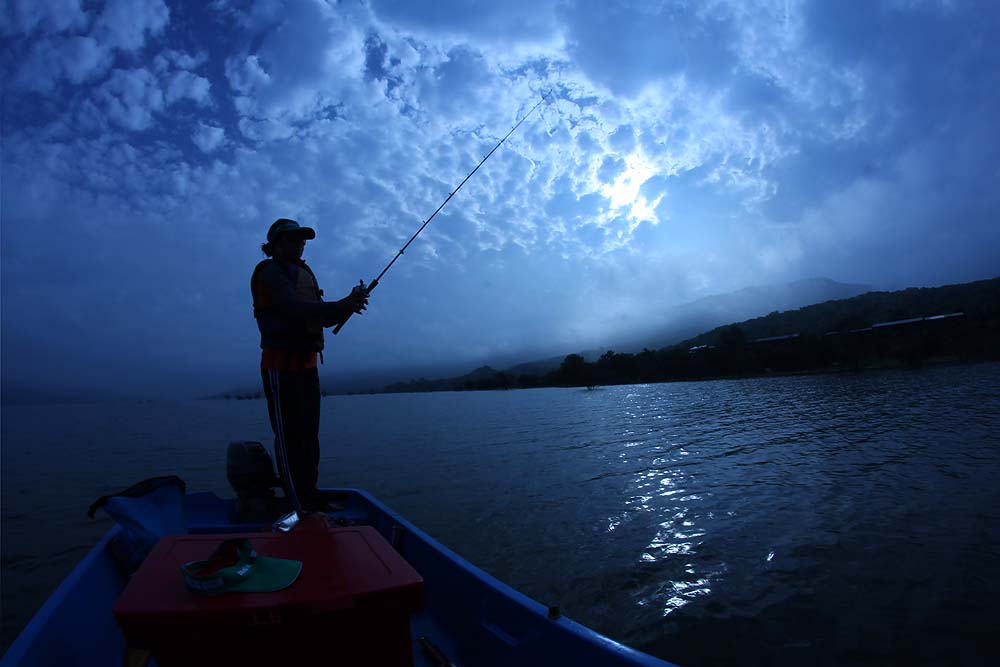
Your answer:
[250,218,368,512]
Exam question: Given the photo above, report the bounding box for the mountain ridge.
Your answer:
[375,276,878,393]
[378,275,998,393]
[492,277,874,379]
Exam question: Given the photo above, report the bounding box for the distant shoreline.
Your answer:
[331,355,979,398]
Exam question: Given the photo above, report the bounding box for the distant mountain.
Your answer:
[392,276,1000,393]
[501,277,874,377]
[679,276,999,350]
[618,277,873,352]
[504,356,569,377]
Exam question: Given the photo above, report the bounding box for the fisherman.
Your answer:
[251,218,369,513]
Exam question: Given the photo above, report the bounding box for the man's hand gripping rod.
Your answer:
[333,94,551,334]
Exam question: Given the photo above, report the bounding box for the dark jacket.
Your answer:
[251,259,347,353]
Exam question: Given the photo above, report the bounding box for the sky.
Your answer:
[2,0,999,402]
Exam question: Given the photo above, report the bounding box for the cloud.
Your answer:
[5,0,170,94]
[791,132,1000,286]
[61,35,113,84]
[165,70,211,105]
[98,68,165,131]
[225,55,271,94]
[10,33,118,92]
[92,0,169,52]
[597,155,626,183]
[561,1,739,96]
[85,60,211,133]
[222,0,369,130]
[369,0,562,47]
[608,124,636,153]
[192,123,226,153]
[2,0,89,36]
[154,49,208,72]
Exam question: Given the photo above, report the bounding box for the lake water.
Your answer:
[3,362,1000,665]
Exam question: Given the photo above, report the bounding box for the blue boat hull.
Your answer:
[2,489,678,666]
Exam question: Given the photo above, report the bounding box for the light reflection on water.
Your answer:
[605,396,719,617]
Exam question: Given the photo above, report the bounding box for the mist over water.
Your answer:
[3,362,1000,664]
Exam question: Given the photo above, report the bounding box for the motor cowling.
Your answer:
[226,441,280,500]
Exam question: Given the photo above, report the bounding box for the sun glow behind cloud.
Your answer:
[600,151,663,226]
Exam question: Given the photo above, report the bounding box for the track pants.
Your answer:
[261,367,321,510]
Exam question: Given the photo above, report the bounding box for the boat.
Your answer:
[2,478,679,666]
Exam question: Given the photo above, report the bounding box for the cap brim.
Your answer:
[230,556,302,593]
[287,227,316,240]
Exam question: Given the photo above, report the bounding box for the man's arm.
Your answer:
[322,283,368,328]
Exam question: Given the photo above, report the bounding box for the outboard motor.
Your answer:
[226,441,284,521]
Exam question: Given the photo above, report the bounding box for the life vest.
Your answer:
[250,258,325,356]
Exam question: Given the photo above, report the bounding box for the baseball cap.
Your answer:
[181,538,302,595]
[267,218,316,242]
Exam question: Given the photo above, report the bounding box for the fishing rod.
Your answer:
[333,93,551,334]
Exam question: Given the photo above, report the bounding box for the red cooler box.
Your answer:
[114,525,424,667]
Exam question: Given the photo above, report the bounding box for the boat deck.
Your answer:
[2,488,677,667]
